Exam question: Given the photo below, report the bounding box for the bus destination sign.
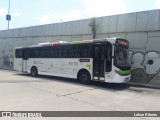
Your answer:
[116,39,129,48]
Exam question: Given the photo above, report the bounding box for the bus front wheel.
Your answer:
[78,70,91,84]
[31,67,38,77]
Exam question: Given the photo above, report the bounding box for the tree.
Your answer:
[89,18,99,39]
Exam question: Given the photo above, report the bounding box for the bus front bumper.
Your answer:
[112,74,131,83]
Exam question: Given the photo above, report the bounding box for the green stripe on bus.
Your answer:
[71,41,81,44]
[119,70,131,75]
[86,64,91,70]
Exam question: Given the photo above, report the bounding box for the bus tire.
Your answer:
[78,70,91,84]
[31,66,38,77]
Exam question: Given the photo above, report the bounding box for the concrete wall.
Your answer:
[0,9,160,85]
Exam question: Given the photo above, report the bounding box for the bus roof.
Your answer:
[15,38,126,49]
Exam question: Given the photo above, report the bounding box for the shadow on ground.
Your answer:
[14,73,130,91]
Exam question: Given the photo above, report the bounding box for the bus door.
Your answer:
[105,43,112,81]
[22,49,28,72]
[93,44,105,81]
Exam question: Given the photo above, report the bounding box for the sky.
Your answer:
[0,0,160,30]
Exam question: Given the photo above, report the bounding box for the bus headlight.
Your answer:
[124,77,130,81]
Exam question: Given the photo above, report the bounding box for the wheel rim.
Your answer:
[32,68,37,76]
[33,70,36,75]
[32,69,35,75]
[82,74,87,81]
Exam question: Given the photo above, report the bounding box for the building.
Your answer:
[0,9,160,85]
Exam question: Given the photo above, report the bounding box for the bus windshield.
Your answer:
[114,45,130,69]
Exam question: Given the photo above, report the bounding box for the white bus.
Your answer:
[14,38,131,83]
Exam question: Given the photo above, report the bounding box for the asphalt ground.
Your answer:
[0,69,160,120]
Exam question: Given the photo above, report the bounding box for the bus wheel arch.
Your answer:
[31,66,38,77]
[77,69,91,84]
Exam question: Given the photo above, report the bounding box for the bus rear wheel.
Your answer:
[31,67,38,77]
[78,71,91,84]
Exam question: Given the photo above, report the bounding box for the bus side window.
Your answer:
[23,49,28,60]
[50,47,54,58]
[101,47,105,61]
[55,49,58,57]
[58,47,62,58]
[16,49,23,58]
[62,46,69,58]
[34,48,39,58]
[77,47,81,58]
[74,45,82,58]
[29,48,32,58]
[106,46,112,72]
[37,48,42,58]
[94,46,100,61]
[81,45,90,58]
[44,48,49,58]
[69,46,75,58]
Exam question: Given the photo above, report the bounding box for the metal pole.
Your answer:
[8,0,10,29]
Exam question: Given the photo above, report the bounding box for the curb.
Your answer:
[127,82,160,89]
